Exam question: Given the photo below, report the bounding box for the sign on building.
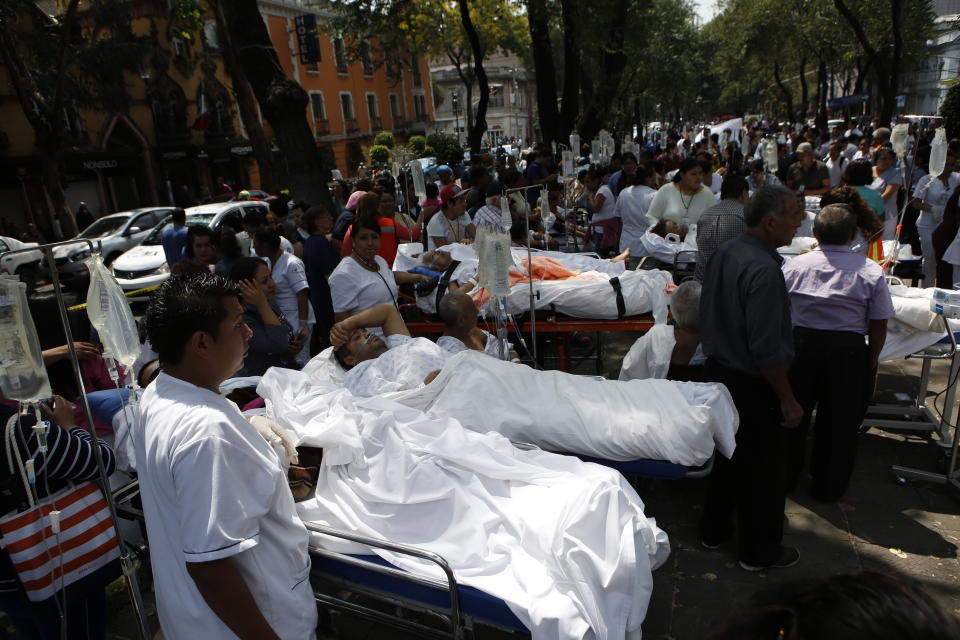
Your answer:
[295,14,320,65]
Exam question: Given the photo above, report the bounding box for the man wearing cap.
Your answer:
[427,186,475,249]
[435,165,456,190]
[786,143,830,196]
[473,182,507,230]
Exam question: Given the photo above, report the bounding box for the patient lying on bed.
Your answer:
[326,301,737,466]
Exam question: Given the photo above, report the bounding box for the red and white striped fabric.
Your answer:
[0,481,120,602]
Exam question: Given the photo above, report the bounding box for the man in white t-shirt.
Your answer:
[426,186,475,250]
[137,273,316,639]
[330,303,447,396]
[825,142,848,188]
[254,227,313,365]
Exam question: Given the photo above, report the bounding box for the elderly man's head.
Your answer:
[873,127,891,146]
[813,204,857,246]
[420,250,454,272]
[438,291,477,330]
[744,184,802,247]
[670,280,701,331]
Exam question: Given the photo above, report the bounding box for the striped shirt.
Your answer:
[0,403,116,593]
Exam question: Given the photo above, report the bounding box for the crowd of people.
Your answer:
[4,116,960,639]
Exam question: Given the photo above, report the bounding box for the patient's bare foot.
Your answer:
[611,248,631,263]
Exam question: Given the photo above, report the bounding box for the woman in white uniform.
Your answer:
[614,165,658,257]
[912,150,958,286]
[329,213,429,325]
[645,157,716,226]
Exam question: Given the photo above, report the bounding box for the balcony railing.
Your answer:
[392,117,409,131]
[370,116,382,132]
[344,117,359,134]
[313,118,329,137]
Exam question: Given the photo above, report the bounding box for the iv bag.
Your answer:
[562,150,575,177]
[762,138,779,174]
[570,134,580,156]
[86,255,140,377]
[591,138,602,161]
[0,276,51,403]
[410,160,427,201]
[475,226,512,297]
[540,185,550,226]
[500,192,512,229]
[891,123,909,159]
[930,128,948,177]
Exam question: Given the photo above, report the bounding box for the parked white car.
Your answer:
[46,207,176,289]
[111,201,269,291]
[0,236,43,288]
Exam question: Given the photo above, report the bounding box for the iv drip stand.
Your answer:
[0,239,151,640]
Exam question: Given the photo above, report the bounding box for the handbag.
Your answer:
[0,414,120,602]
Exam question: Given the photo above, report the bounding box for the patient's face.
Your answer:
[422,251,453,270]
[344,329,388,365]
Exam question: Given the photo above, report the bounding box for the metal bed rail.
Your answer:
[304,521,466,640]
[863,285,958,444]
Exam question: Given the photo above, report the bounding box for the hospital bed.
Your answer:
[304,444,712,640]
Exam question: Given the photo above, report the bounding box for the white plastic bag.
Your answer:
[0,275,51,403]
[86,256,139,383]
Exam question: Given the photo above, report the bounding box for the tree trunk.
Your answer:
[558,0,580,141]
[40,147,70,239]
[798,54,808,123]
[816,57,828,130]
[459,0,488,154]
[773,62,795,124]
[526,0,559,145]
[833,0,893,123]
[576,0,630,140]
[213,0,276,192]
[221,0,333,212]
[884,0,903,125]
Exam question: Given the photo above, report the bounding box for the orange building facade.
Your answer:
[260,0,435,177]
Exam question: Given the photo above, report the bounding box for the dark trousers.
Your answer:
[786,327,867,502]
[0,585,107,640]
[700,359,788,566]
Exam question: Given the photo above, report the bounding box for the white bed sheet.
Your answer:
[392,350,738,465]
[257,367,670,640]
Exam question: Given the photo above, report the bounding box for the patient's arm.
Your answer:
[330,303,410,345]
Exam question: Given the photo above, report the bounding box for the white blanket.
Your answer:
[484,269,673,322]
[392,350,738,465]
[257,367,670,640]
[394,243,668,320]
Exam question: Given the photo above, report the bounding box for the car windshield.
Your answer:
[78,216,128,239]
[142,214,214,245]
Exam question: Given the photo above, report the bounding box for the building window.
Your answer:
[366,93,381,131]
[334,37,348,74]
[310,91,328,136]
[203,20,219,50]
[389,93,400,119]
[414,93,427,120]
[489,85,504,108]
[360,40,373,75]
[411,55,422,87]
[341,92,357,133]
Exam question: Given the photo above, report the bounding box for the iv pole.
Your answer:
[0,239,151,640]
[503,182,548,365]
